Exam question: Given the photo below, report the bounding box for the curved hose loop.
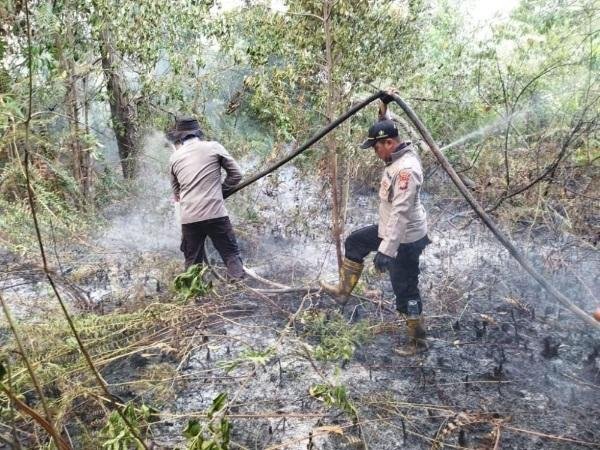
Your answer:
[388,92,599,331]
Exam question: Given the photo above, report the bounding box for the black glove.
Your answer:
[380,92,395,104]
[373,251,395,273]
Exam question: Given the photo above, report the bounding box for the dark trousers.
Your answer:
[345,225,430,314]
[181,216,241,269]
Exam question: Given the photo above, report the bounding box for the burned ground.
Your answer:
[1,169,598,449]
[144,220,599,449]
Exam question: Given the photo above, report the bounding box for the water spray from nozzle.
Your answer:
[440,108,528,152]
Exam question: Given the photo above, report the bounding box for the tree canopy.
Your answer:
[0,0,597,247]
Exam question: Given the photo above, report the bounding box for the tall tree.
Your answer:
[222,0,426,268]
[98,28,139,179]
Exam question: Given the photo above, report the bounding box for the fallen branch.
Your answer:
[503,425,600,447]
[249,286,320,294]
[0,383,71,450]
[243,266,290,289]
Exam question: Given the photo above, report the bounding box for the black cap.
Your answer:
[360,120,399,149]
[166,117,204,143]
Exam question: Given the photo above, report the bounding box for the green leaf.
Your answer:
[211,393,228,413]
[183,419,201,438]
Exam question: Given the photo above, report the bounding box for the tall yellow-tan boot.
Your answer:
[395,298,427,356]
[320,257,363,302]
[395,315,428,356]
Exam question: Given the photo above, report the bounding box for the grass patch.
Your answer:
[300,310,372,363]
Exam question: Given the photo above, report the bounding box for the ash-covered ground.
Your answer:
[1,151,598,449]
[145,166,599,449]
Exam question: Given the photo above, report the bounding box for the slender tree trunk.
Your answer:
[59,24,89,204]
[323,0,344,270]
[99,29,138,179]
[496,57,511,191]
[65,56,86,199]
[82,74,93,208]
[340,149,350,225]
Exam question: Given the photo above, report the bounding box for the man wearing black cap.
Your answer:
[320,115,430,355]
[167,117,245,279]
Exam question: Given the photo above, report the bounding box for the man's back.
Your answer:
[169,138,242,224]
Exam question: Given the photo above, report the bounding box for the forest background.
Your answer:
[1,0,597,254]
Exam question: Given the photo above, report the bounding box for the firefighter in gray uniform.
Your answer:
[168,117,245,279]
[321,117,430,355]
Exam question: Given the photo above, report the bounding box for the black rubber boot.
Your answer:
[224,255,245,280]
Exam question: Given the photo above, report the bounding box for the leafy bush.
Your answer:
[173,264,212,300]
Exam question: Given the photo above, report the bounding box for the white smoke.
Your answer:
[97,130,181,254]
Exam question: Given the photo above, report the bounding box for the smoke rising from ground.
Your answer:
[97,131,181,254]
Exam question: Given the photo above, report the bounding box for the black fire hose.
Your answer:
[224,91,384,197]
[224,90,599,331]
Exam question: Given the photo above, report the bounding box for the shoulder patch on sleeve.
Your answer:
[397,170,411,190]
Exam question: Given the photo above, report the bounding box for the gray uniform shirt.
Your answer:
[169,138,242,224]
[378,144,428,256]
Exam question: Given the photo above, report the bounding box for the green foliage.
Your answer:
[94,166,127,208]
[0,160,92,254]
[182,393,231,450]
[218,347,275,373]
[301,311,372,363]
[173,264,213,300]
[5,0,594,245]
[0,301,193,447]
[223,0,426,139]
[0,303,178,414]
[309,383,358,423]
[243,206,260,223]
[101,403,156,450]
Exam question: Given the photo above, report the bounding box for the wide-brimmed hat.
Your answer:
[166,117,204,143]
[360,120,399,149]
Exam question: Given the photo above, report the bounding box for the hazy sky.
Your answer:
[466,0,521,22]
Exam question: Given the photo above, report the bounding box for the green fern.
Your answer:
[218,347,275,373]
[300,311,371,363]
